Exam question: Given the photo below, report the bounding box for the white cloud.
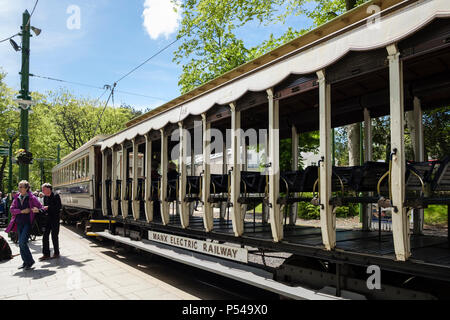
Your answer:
[142,0,181,40]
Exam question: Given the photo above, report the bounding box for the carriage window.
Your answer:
[128,151,133,178]
[85,156,89,179]
[138,152,144,178]
[81,158,85,178]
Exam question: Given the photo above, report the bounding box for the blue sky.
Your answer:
[0,0,313,112]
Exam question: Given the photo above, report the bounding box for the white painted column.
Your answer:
[202,114,214,231]
[120,143,129,218]
[290,125,299,225]
[241,137,248,219]
[230,102,244,236]
[363,108,372,231]
[317,70,335,250]
[267,88,283,242]
[111,146,119,217]
[144,135,153,222]
[387,44,410,261]
[413,96,425,235]
[220,136,228,219]
[160,129,169,225]
[101,149,108,217]
[131,138,139,220]
[179,122,189,228]
[189,142,195,216]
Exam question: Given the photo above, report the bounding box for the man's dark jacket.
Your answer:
[44,192,62,218]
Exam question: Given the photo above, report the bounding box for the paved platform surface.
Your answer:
[0,226,200,300]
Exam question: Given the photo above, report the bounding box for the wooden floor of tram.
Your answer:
[141,211,450,268]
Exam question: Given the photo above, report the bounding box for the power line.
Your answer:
[93,83,116,136]
[30,73,169,101]
[0,0,39,44]
[114,36,183,85]
[30,73,104,90]
[0,33,20,44]
[26,0,39,26]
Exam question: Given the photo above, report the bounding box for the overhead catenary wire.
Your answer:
[114,35,184,85]
[29,73,168,101]
[93,83,116,137]
[0,33,20,44]
[0,0,39,44]
[26,0,39,26]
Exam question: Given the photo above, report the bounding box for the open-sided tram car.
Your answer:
[52,0,450,299]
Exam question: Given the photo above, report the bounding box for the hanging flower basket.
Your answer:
[15,149,33,165]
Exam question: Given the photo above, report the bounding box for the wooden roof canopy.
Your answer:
[96,0,449,150]
[124,0,406,128]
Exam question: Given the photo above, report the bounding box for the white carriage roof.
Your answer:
[54,135,109,170]
[101,0,450,151]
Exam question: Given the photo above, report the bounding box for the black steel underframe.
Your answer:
[108,215,450,283]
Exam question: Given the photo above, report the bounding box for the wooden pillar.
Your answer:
[189,142,195,216]
[267,88,283,242]
[230,102,244,236]
[179,122,189,228]
[101,149,108,217]
[144,135,153,222]
[413,97,425,235]
[317,70,335,250]
[111,146,119,217]
[290,125,299,225]
[241,136,248,218]
[120,143,129,218]
[131,138,139,220]
[363,108,372,231]
[202,114,214,231]
[160,129,169,225]
[220,137,228,219]
[387,44,410,261]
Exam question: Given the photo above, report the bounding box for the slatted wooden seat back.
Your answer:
[280,170,304,194]
[351,162,389,193]
[150,178,160,201]
[432,157,450,192]
[300,166,319,192]
[405,161,436,192]
[210,174,229,194]
[332,166,355,193]
[114,180,122,200]
[240,171,267,194]
[186,176,201,195]
[167,176,178,202]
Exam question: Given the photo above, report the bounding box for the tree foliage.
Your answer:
[0,70,139,192]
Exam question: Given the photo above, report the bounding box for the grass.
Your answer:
[249,202,448,226]
[424,205,448,226]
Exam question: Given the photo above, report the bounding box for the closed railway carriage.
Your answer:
[52,136,106,223]
[52,0,450,299]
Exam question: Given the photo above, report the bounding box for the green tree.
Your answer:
[44,88,137,152]
[0,70,20,192]
[423,106,450,160]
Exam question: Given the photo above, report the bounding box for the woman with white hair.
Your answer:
[5,180,44,270]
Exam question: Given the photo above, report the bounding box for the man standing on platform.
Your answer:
[39,183,62,261]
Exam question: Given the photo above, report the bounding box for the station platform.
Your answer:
[0,226,199,300]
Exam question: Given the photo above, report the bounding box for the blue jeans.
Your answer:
[17,222,34,266]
